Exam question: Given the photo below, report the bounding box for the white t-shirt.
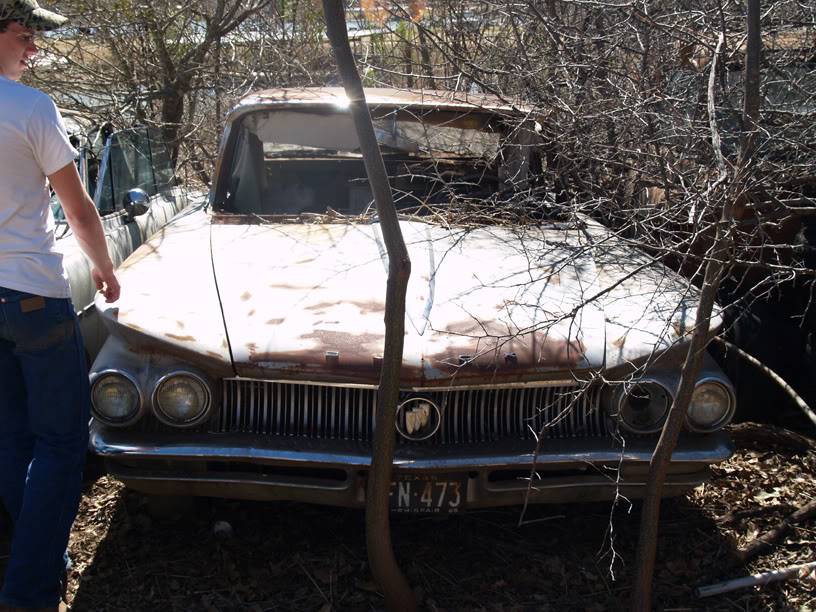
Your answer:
[0,76,78,298]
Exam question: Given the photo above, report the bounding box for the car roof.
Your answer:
[236,87,530,114]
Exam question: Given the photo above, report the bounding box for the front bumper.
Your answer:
[91,422,733,508]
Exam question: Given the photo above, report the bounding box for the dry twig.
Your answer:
[737,498,816,564]
[715,338,816,428]
[695,561,816,598]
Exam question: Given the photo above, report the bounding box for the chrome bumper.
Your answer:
[90,422,733,508]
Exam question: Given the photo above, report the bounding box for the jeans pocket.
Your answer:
[8,295,77,354]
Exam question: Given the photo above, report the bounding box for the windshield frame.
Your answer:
[212,103,518,214]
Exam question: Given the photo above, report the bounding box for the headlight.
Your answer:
[687,380,734,432]
[91,372,142,426]
[616,381,671,434]
[153,372,211,426]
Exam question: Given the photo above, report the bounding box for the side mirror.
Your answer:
[123,188,149,219]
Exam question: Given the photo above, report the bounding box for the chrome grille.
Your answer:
[439,386,606,443]
[217,379,609,444]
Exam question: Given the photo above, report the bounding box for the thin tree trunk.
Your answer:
[403,37,414,88]
[322,2,416,611]
[416,25,433,89]
[160,85,184,164]
[739,0,761,166]
[215,34,223,123]
[631,32,733,611]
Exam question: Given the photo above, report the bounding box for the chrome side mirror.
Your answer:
[123,188,149,218]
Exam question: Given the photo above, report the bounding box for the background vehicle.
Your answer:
[52,116,193,358]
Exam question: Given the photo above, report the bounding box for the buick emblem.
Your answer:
[396,397,441,442]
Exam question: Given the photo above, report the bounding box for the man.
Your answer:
[0,2,120,610]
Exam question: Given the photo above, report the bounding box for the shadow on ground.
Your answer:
[7,436,816,611]
[60,484,747,612]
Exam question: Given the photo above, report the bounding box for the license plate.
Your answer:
[389,474,466,513]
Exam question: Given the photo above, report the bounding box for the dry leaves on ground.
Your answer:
[2,424,814,611]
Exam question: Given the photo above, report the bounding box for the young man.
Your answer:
[0,2,120,610]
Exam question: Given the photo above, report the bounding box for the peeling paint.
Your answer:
[95,94,719,389]
[165,333,196,342]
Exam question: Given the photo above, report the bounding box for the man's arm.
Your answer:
[48,161,121,302]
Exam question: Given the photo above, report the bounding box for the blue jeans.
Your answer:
[0,287,89,609]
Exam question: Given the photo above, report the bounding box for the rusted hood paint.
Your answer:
[207,217,713,386]
[95,207,233,375]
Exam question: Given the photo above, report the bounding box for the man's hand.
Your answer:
[92,267,120,303]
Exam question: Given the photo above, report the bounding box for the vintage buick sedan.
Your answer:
[88,88,735,512]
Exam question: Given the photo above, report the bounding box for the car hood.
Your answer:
[96,208,234,376]
[210,217,712,386]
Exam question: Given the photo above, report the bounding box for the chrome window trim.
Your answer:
[152,371,212,428]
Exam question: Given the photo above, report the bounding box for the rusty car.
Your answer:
[87,88,735,512]
[53,116,193,359]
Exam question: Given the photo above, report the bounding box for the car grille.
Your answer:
[216,378,610,445]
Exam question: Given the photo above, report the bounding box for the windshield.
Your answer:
[260,112,501,159]
[223,108,540,217]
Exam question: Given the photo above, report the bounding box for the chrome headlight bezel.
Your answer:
[90,369,145,427]
[687,378,735,433]
[151,371,212,427]
[614,379,673,434]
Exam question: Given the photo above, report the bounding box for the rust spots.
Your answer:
[240,291,252,302]
[247,351,306,364]
[305,300,384,314]
[126,323,144,332]
[221,339,228,349]
[206,351,222,359]
[266,318,285,325]
[672,320,689,337]
[537,338,585,367]
[302,329,385,350]
[176,320,185,329]
[244,330,384,367]
[612,336,626,349]
[428,334,585,371]
[547,272,561,286]
[165,333,196,342]
[269,283,318,290]
[247,309,256,317]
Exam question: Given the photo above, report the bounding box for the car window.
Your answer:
[50,128,91,224]
[95,127,176,214]
[148,127,177,192]
[50,191,66,222]
[226,109,517,217]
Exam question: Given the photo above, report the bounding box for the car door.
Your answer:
[54,126,191,359]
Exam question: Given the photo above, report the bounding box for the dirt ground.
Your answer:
[2,423,815,611]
